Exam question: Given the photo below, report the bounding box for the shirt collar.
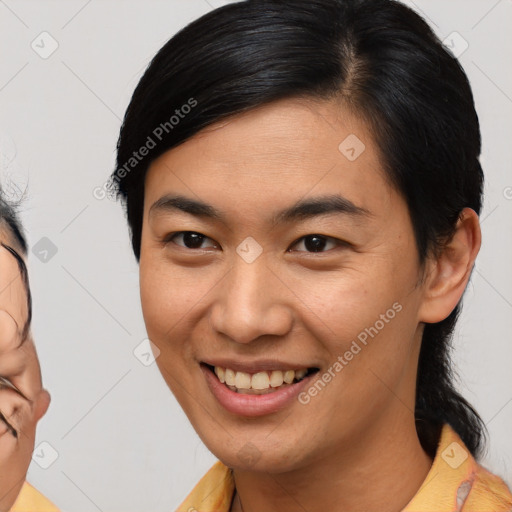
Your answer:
[176,423,504,512]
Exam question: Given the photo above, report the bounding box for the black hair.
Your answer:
[110,0,486,458]
[0,189,32,343]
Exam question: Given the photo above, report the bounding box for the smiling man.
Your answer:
[110,0,512,511]
[140,98,438,508]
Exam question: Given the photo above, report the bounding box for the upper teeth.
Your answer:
[214,367,308,390]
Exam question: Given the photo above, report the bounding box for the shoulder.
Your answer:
[404,423,512,512]
[463,461,512,511]
[9,481,59,512]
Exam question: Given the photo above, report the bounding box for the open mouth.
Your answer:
[203,363,320,395]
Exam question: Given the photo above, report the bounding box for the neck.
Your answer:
[230,413,434,512]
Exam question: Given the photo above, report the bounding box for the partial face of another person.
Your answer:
[138,98,434,472]
[0,227,50,511]
[0,238,28,339]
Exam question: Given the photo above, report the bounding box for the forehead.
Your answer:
[144,97,397,223]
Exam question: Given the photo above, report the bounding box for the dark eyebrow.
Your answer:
[272,194,372,224]
[149,193,372,226]
[149,194,225,222]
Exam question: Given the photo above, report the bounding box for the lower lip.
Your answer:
[200,364,316,417]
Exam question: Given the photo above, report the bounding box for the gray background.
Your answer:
[0,0,511,510]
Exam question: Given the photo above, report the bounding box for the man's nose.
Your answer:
[208,251,293,345]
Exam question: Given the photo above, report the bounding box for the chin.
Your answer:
[204,434,308,473]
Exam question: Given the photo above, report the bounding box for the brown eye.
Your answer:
[290,235,342,253]
[165,231,217,250]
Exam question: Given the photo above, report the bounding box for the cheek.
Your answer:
[139,254,215,349]
[288,265,399,347]
[139,256,201,398]
[292,264,417,390]
[140,254,181,342]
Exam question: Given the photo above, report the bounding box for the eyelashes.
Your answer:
[291,234,341,253]
[163,231,347,254]
[164,232,217,250]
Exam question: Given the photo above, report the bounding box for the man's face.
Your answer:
[139,97,428,472]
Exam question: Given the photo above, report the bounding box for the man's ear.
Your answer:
[418,207,481,324]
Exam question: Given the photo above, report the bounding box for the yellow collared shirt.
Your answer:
[177,423,512,512]
[8,424,511,512]
[9,481,59,512]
